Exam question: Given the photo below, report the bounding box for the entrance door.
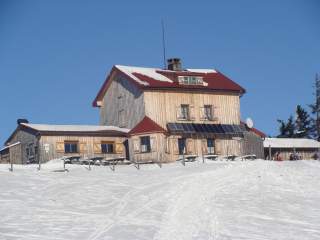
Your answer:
[178,138,186,155]
[207,138,215,154]
[123,140,130,160]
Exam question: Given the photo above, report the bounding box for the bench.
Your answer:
[204,154,219,161]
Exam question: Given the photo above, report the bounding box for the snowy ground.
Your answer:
[0,160,320,240]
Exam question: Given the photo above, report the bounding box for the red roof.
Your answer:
[240,121,266,138]
[250,127,267,138]
[129,116,166,135]
[93,65,246,107]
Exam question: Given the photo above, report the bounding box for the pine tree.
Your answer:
[295,105,312,138]
[277,116,295,138]
[309,73,320,140]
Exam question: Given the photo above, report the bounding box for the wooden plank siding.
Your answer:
[100,76,145,129]
[143,90,241,128]
[129,134,245,163]
[264,148,317,160]
[39,135,126,163]
[6,129,38,164]
[129,133,166,163]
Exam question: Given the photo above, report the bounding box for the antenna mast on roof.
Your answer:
[161,20,167,69]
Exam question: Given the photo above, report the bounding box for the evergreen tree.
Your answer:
[295,105,312,138]
[277,115,295,138]
[309,73,320,140]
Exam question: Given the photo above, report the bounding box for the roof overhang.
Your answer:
[264,138,320,149]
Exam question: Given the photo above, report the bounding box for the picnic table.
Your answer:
[238,154,256,161]
[101,157,128,171]
[63,155,81,164]
[79,157,105,165]
[177,155,198,164]
[101,157,127,166]
[204,154,219,161]
[226,155,237,161]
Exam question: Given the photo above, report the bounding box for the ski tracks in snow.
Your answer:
[153,162,256,240]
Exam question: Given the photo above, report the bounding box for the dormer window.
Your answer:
[178,76,203,85]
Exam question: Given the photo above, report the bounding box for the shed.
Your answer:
[263,138,320,160]
[2,122,130,164]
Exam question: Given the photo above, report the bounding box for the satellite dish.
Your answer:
[246,118,254,129]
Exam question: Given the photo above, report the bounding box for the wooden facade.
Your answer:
[2,63,264,164]
[4,128,38,164]
[263,138,320,160]
[100,76,145,129]
[38,135,126,163]
[264,148,317,160]
[2,124,128,164]
[144,90,241,127]
[97,66,264,162]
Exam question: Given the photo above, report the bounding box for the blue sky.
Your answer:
[0,0,319,145]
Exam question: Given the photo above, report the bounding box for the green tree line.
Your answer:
[277,74,320,140]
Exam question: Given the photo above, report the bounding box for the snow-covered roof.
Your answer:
[264,138,320,149]
[21,123,130,133]
[185,68,217,73]
[115,65,173,85]
[93,64,245,107]
[0,141,21,152]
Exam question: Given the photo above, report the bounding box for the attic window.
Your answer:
[178,76,203,85]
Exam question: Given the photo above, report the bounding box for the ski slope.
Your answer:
[0,160,319,240]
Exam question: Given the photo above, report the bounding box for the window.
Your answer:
[207,138,215,154]
[178,138,186,155]
[28,143,34,157]
[64,142,78,153]
[140,136,151,153]
[204,105,213,120]
[178,76,203,85]
[101,142,114,154]
[180,104,190,120]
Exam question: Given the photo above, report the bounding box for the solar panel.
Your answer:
[167,122,245,136]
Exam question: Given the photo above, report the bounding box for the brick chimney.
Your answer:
[167,58,182,71]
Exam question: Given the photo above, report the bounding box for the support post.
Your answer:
[269,145,272,160]
[38,158,41,171]
[182,147,185,166]
[201,138,205,164]
[9,157,13,172]
[227,145,229,160]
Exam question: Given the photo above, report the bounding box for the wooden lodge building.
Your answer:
[1,58,264,164]
[93,58,264,162]
[0,121,129,164]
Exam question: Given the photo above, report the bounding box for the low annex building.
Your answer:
[264,138,320,160]
[0,120,129,164]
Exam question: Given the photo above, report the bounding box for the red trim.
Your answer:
[129,116,166,135]
[240,121,266,138]
[93,65,246,107]
[92,67,144,107]
[250,127,267,138]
